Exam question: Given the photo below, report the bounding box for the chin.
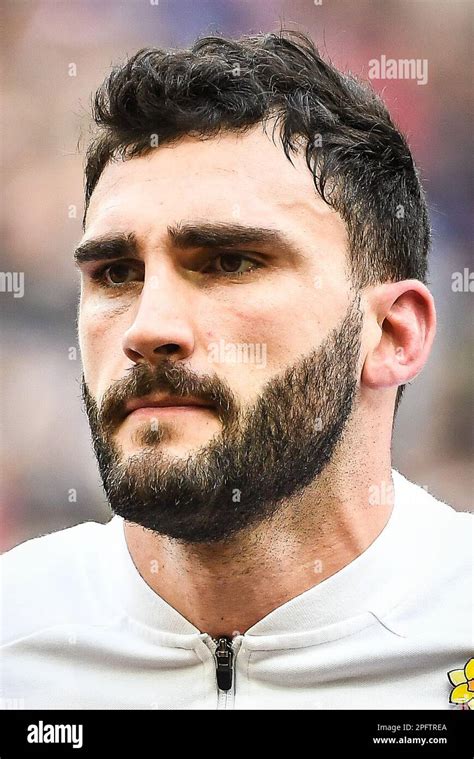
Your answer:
[119,437,210,460]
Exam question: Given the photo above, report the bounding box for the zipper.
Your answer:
[214,636,234,692]
[206,634,241,709]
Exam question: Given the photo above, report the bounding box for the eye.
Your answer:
[92,262,143,287]
[205,253,260,276]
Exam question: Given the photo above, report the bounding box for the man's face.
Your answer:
[77,126,363,543]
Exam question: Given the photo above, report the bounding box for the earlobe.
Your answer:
[361,280,437,392]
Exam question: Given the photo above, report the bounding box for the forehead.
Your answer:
[85,126,347,259]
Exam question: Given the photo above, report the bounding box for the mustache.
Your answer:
[82,361,239,436]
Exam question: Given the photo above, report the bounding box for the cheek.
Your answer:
[201,290,316,393]
[80,292,131,335]
[78,300,129,380]
[203,305,278,350]
[208,289,319,359]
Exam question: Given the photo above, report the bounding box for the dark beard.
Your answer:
[82,294,363,544]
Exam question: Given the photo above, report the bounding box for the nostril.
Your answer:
[154,344,181,356]
[125,348,143,363]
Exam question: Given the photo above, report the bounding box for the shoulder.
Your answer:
[1,518,111,574]
[392,468,472,540]
[1,518,118,646]
[377,471,472,642]
[392,469,472,606]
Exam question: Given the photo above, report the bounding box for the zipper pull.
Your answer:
[214,637,234,692]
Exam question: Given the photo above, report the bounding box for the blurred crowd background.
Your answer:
[1,0,472,551]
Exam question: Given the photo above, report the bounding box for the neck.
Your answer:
[123,454,394,638]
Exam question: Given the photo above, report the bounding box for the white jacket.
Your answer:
[1,470,472,710]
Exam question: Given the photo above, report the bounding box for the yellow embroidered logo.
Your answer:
[448,658,474,709]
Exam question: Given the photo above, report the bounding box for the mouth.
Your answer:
[123,395,215,420]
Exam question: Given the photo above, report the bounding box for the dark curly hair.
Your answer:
[84,30,432,415]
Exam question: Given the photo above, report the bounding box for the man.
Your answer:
[1,31,472,710]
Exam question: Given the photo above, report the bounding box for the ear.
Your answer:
[361,280,437,391]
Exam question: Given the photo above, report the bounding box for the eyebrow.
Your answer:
[74,232,139,265]
[168,223,291,250]
[74,223,298,266]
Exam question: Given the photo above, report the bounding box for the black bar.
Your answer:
[0,709,471,755]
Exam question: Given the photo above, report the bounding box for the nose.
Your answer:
[122,270,195,365]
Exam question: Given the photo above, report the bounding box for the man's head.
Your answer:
[77,31,436,543]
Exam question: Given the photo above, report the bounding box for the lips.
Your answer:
[123,396,214,418]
